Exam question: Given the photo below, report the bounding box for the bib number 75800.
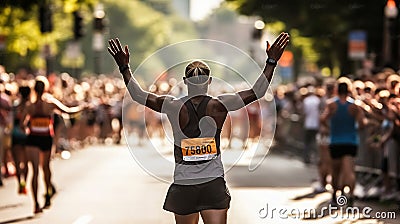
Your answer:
[181,137,217,162]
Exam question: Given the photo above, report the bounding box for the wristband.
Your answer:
[119,64,130,73]
[266,58,277,66]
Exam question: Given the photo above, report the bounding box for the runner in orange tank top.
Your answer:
[21,76,85,214]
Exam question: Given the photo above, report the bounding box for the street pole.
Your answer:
[43,44,54,76]
[383,0,398,67]
[39,4,53,76]
[93,4,105,75]
[0,35,6,66]
[251,19,265,66]
[383,16,391,65]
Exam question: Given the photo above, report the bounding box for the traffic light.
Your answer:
[252,20,265,40]
[39,5,53,33]
[94,17,105,32]
[73,11,84,39]
[252,28,262,40]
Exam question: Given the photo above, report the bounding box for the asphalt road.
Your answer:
[0,139,398,224]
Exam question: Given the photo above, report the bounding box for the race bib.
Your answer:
[30,117,51,133]
[181,137,217,162]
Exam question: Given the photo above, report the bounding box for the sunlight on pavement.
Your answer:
[1,145,398,224]
[72,214,93,224]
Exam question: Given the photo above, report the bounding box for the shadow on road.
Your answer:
[0,216,35,224]
[291,190,326,201]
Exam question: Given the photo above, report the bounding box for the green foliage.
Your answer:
[104,0,170,61]
[0,0,199,78]
[97,0,181,78]
[0,0,40,11]
[141,0,173,15]
[227,0,387,74]
[0,0,96,71]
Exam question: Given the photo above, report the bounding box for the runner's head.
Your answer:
[337,82,350,96]
[183,60,212,87]
[34,76,49,96]
[19,86,31,101]
[337,77,352,96]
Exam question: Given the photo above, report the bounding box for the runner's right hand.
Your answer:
[108,38,130,68]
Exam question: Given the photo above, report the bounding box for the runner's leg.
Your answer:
[175,212,199,224]
[41,150,52,194]
[341,155,355,195]
[318,143,331,188]
[26,145,41,212]
[331,158,342,201]
[200,209,228,224]
[11,144,27,191]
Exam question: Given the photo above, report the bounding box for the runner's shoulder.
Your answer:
[324,97,338,112]
[163,95,183,107]
[325,96,338,104]
[25,101,35,112]
[208,97,227,112]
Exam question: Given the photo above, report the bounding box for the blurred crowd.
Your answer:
[273,68,400,202]
[1,64,399,202]
[0,66,127,185]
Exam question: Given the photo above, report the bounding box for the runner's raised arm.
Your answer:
[108,38,174,113]
[217,32,289,111]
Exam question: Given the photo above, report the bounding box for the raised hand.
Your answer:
[266,32,290,61]
[108,38,130,68]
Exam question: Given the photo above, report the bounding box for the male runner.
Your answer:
[321,79,365,206]
[108,32,289,224]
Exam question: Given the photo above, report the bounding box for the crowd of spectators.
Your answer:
[1,64,399,203]
[274,68,400,201]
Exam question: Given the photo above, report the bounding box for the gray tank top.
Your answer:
[166,95,224,185]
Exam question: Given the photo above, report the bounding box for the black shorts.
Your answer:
[26,135,53,152]
[163,177,231,215]
[329,144,357,159]
[12,128,27,146]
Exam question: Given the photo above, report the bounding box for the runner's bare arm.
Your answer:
[19,103,33,130]
[320,102,333,128]
[354,104,366,129]
[217,33,289,111]
[108,38,174,113]
[45,95,84,114]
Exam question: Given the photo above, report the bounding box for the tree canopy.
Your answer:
[0,0,197,78]
[227,0,393,75]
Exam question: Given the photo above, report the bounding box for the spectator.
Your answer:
[302,86,321,164]
[0,79,12,186]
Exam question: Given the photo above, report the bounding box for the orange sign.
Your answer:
[348,31,367,60]
[279,51,293,67]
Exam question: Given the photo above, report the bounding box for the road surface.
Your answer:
[0,139,398,223]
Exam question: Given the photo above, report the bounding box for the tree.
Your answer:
[0,0,198,77]
[0,0,96,72]
[94,0,198,79]
[227,0,390,75]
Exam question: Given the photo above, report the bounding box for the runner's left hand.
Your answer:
[266,32,290,61]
